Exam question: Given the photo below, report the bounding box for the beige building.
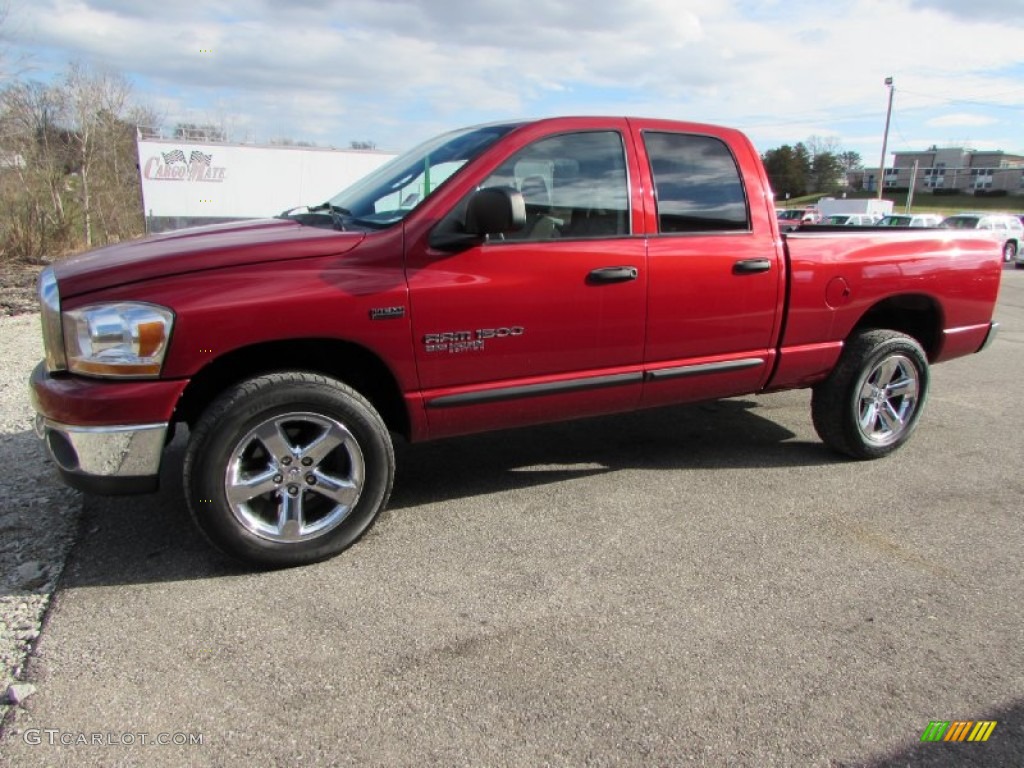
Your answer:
[851,147,1024,197]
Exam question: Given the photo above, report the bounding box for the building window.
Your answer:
[970,168,994,189]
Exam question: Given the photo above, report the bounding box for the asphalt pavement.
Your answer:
[2,268,1022,767]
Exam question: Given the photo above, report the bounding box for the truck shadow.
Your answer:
[389,397,832,509]
[849,698,1023,767]
[57,397,840,587]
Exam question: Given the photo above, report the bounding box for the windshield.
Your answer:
[317,122,521,229]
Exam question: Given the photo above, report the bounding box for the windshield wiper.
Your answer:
[306,202,352,216]
[279,201,385,231]
[299,201,352,230]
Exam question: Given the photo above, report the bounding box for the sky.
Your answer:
[4,0,1024,166]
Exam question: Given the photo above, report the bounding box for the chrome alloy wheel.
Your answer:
[855,354,920,446]
[224,412,365,543]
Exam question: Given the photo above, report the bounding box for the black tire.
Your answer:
[811,330,929,460]
[183,372,394,567]
[1015,261,1024,270]
[1003,241,1017,263]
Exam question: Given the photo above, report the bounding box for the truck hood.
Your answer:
[54,218,366,299]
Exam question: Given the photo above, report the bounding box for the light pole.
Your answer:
[877,76,894,199]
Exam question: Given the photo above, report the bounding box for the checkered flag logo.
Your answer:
[190,150,213,166]
[162,149,187,164]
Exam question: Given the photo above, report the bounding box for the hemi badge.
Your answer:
[370,306,406,320]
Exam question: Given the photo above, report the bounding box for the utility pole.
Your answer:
[877,76,894,200]
[906,160,919,213]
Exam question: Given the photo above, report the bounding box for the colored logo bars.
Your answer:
[920,721,997,742]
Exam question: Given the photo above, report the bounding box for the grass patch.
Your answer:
[776,189,1024,217]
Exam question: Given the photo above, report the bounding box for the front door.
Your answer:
[405,124,648,438]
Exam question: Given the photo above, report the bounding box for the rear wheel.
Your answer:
[184,372,394,567]
[812,330,929,460]
[1003,241,1017,262]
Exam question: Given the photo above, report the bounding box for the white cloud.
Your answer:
[910,0,1024,24]
[926,113,999,128]
[7,0,1024,157]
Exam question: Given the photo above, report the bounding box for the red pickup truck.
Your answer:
[30,116,1002,566]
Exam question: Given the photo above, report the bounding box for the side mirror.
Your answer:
[429,186,526,251]
[466,186,526,235]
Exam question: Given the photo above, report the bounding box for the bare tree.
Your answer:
[62,62,133,247]
[0,2,34,88]
[173,122,226,142]
[269,137,318,147]
[1,61,154,262]
[805,135,841,159]
[0,80,73,261]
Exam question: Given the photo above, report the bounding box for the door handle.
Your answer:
[733,258,772,275]
[588,266,638,284]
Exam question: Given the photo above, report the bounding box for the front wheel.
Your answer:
[1003,241,1017,263]
[184,373,394,567]
[811,330,929,460]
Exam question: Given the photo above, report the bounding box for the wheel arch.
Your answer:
[811,328,930,460]
[173,338,410,438]
[849,293,943,361]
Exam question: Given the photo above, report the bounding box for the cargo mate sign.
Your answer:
[137,139,396,231]
[143,149,227,182]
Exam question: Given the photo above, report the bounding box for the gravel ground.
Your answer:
[0,264,45,317]
[0,312,81,719]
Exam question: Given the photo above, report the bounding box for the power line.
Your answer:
[895,88,1024,111]
[721,85,1023,134]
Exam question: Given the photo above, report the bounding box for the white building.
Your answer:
[853,147,1024,197]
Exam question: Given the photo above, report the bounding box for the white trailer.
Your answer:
[816,197,894,221]
[137,139,397,232]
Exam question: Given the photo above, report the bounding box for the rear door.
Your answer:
[628,120,784,408]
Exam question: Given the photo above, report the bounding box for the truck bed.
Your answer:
[771,228,1002,392]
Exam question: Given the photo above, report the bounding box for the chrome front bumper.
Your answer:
[34,417,168,494]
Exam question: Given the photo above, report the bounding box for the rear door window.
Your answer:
[642,132,750,233]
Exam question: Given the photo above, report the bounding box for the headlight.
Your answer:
[39,267,68,372]
[62,303,175,378]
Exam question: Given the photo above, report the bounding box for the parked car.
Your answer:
[30,115,1003,566]
[1015,219,1024,269]
[823,213,879,226]
[775,208,817,231]
[939,213,1023,262]
[877,214,944,228]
